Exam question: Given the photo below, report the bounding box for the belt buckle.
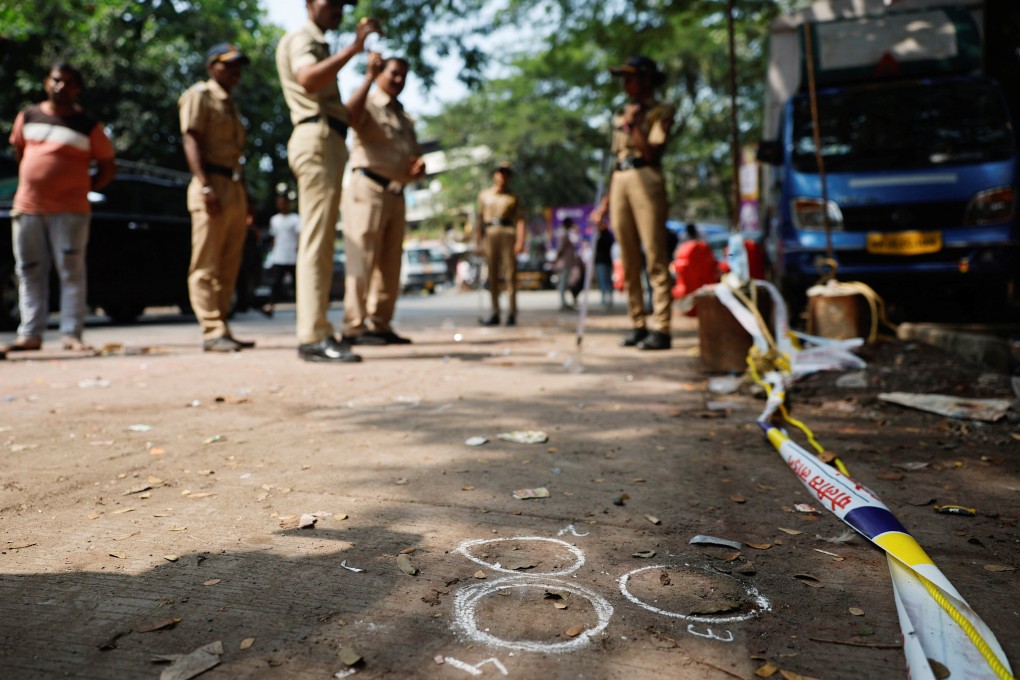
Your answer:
[231,168,242,182]
[385,180,404,194]
[619,158,636,170]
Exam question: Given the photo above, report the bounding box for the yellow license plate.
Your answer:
[866,230,942,255]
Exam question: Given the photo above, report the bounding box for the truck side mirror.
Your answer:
[756,141,781,166]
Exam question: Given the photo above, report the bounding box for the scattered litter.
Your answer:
[795,574,823,588]
[816,529,855,544]
[396,553,419,576]
[239,638,255,650]
[433,655,445,664]
[122,484,152,496]
[109,552,127,559]
[400,547,415,555]
[465,436,488,446]
[708,375,743,394]
[164,555,179,562]
[984,564,1016,572]
[340,560,365,573]
[794,504,820,514]
[128,424,153,432]
[395,478,408,485]
[933,505,976,517]
[512,487,550,500]
[203,579,221,586]
[139,617,182,633]
[334,669,357,679]
[152,640,223,680]
[689,535,743,550]
[497,431,549,444]
[612,494,629,506]
[754,661,779,677]
[473,570,486,579]
[729,494,747,504]
[849,607,865,616]
[777,527,803,535]
[338,645,362,666]
[334,513,348,521]
[812,548,842,560]
[891,461,929,471]
[745,542,772,550]
[202,435,225,445]
[78,378,111,389]
[644,515,662,526]
[347,395,420,412]
[564,625,584,638]
[835,371,868,389]
[878,392,1012,423]
[632,551,656,558]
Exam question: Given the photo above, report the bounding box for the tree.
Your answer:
[0,0,292,212]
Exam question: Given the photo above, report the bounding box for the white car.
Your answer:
[401,243,449,293]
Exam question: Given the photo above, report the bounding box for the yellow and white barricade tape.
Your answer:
[713,279,1015,680]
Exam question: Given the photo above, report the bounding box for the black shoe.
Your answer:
[229,336,256,349]
[365,330,412,345]
[620,328,649,347]
[636,331,671,351]
[504,314,516,326]
[480,314,500,326]
[204,336,242,353]
[298,336,363,363]
[347,332,388,346]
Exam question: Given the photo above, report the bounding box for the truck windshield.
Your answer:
[792,79,1014,173]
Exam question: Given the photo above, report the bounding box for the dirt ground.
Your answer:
[0,292,1017,680]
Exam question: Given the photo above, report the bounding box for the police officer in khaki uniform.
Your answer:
[476,165,525,326]
[342,53,424,345]
[276,0,380,363]
[591,55,676,351]
[179,43,253,353]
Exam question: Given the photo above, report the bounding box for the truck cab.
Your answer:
[759,2,1019,318]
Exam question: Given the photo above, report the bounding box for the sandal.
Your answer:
[2,336,42,352]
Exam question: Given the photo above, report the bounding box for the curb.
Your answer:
[897,322,1018,373]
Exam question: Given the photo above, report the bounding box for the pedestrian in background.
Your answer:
[476,164,525,326]
[262,191,301,317]
[555,217,581,311]
[342,53,424,346]
[594,223,614,309]
[276,0,381,363]
[3,62,115,354]
[179,42,253,353]
[591,55,675,351]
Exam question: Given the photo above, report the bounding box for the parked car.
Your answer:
[400,241,449,293]
[251,244,346,306]
[0,158,271,328]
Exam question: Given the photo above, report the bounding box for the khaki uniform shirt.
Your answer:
[348,90,422,185]
[276,20,349,125]
[477,186,523,227]
[611,100,676,163]
[178,79,245,168]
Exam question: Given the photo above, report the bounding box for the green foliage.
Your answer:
[0,0,291,212]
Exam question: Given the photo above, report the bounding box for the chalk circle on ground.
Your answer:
[346,395,421,412]
[619,564,771,624]
[454,536,584,577]
[453,576,614,653]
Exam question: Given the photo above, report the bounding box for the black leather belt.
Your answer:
[354,168,403,193]
[615,157,655,171]
[204,163,242,181]
[297,115,349,137]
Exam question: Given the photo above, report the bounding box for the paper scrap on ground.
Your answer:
[512,487,550,500]
[154,641,223,680]
[689,535,743,550]
[878,392,1012,423]
[465,436,488,446]
[497,431,549,444]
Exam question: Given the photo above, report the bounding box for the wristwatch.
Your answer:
[201,186,214,195]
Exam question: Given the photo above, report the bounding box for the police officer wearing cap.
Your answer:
[591,55,676,351]
[179,43,253,353]
[276,0,381,363]
[476,164,526,326]
[341,53,424,346]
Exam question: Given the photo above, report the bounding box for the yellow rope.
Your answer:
[730,283,1012,679]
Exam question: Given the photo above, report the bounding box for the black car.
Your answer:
[1,158,196,328]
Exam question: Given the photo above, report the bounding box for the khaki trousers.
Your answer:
[288,123,347,344]
[609,167,672,332]
[342,172,406,335]
[187,175,248,340]
[484,226,518,317]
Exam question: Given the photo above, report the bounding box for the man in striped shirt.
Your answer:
[4,62,115,354]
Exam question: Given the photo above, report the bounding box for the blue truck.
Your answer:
[757,0,1018,319]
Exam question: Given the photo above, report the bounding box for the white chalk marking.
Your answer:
[453,576,613,653]
[556,524,589,537]
[454,536,585,577]
[619,564,770,624]
[686,624,734,642]
[443,657,509,676]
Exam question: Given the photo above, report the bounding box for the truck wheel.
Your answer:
[0,260,20,331]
